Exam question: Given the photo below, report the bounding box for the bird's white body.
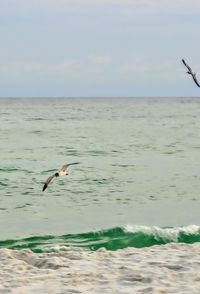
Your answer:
[59,170,69,177]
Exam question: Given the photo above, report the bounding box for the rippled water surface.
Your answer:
[1,97,200,240]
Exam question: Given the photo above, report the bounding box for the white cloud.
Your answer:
[0,55,182,85]
[88,55,112,66]
[120,57,183,82]
[0,55,112,82]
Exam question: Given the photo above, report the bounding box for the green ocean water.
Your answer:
[1,97,200,251]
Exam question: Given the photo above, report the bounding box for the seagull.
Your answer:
[182,59,200,87]
[42,162,80,192]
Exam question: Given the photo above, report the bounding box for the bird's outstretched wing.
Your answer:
[60,162,80,172]
[42,174,56,191]
[192,75,200,87]
[182,58,200,88]
[182,59,192,72]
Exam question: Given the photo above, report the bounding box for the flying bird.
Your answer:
[42,162,80,192]
[182,59,200,87]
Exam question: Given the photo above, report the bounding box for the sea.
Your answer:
[1,97,200,253]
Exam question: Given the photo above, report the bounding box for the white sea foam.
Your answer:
[124,224,200,242]
[1,243,200,293]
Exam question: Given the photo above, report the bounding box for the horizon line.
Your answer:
[0,96,200,99]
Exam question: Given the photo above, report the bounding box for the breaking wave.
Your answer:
[0,225,200,253]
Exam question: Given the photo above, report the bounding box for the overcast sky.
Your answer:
[0,0,200,97]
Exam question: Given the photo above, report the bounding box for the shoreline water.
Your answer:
[1,242,200,293]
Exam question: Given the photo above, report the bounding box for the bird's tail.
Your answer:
[42,183,48,192]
